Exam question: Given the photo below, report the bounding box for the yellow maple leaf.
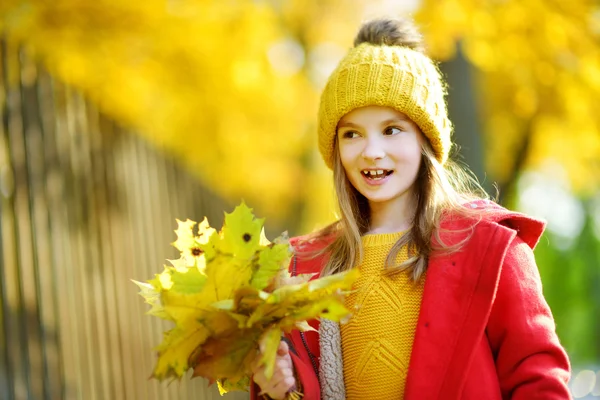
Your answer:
[217,376,251,396]
[202,254,253,303]
[257,326,282,380]
[131,280,171,320]
[172,217,216,270]
[172,219,197,254]
[218,202,264,260]
[251,241,291,290]
[153,322,210,381]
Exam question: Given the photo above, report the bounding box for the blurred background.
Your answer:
[0,0,599,398]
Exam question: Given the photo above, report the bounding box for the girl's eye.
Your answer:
[384,126,403,136]
[341,131,359,139]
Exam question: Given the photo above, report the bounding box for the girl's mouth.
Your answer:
[361,169,393,186]
[361,169,393,180]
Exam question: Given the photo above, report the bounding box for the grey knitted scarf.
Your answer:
[318,319,346,400]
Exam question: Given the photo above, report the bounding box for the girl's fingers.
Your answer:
[277,340,289,355]
[257,366,293,386]
[256,339,288,369]
[254,366,293,393]
[252,355,290,376]
[253,344,291,374]
[252,342,294,398]
[259,374,296,400]
[270,375,296,397]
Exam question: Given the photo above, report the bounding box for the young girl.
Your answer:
[251,18,571,400]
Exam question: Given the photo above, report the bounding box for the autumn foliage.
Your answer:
[417,0,600,193]
[1,0,598,226]
[133,203,357,393]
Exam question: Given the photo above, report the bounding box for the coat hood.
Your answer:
[459,200,546,250]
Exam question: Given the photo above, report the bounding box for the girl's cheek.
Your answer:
[339,147,361,163]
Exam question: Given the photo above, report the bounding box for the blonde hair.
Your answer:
[312,137,489,282]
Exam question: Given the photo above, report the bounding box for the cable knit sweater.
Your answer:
[341,233,424,399]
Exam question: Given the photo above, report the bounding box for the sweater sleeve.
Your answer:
[486,236,571,399]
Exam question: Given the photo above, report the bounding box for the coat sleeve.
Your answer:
[249,331,321,400]
[287,328,321,399]
[249,239,325,399]
[486,236,571,399]
[289,350,321,399]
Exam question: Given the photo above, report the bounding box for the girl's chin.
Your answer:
[363,195,395,204]
[358,187,415,205]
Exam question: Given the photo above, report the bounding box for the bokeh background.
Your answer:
[0,0,599,399]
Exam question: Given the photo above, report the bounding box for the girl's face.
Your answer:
[337,105,423,208]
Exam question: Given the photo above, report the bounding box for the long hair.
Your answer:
[313,136,489,282]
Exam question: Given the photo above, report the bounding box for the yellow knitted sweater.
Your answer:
[341,233,425,399]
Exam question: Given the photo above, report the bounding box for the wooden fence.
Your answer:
[0,40,248,399]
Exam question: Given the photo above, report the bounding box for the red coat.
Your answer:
[251,201,571,399]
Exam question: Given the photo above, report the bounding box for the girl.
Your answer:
[251,17,571,400]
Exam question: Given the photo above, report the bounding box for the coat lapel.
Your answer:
[404,222,516,399]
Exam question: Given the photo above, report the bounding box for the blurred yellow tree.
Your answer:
[2,0,599,230]
[417,0,600,197]
[0,0,368,229]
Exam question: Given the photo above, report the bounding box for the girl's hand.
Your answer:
[252,340,296,400]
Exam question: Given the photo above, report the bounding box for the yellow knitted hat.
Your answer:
[317,21,452,169]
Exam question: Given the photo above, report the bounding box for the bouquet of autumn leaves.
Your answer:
[133,202,358,394]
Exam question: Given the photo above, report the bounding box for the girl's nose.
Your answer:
[361,135,385,161]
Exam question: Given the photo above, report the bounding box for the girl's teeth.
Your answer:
[363,170,388,179]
